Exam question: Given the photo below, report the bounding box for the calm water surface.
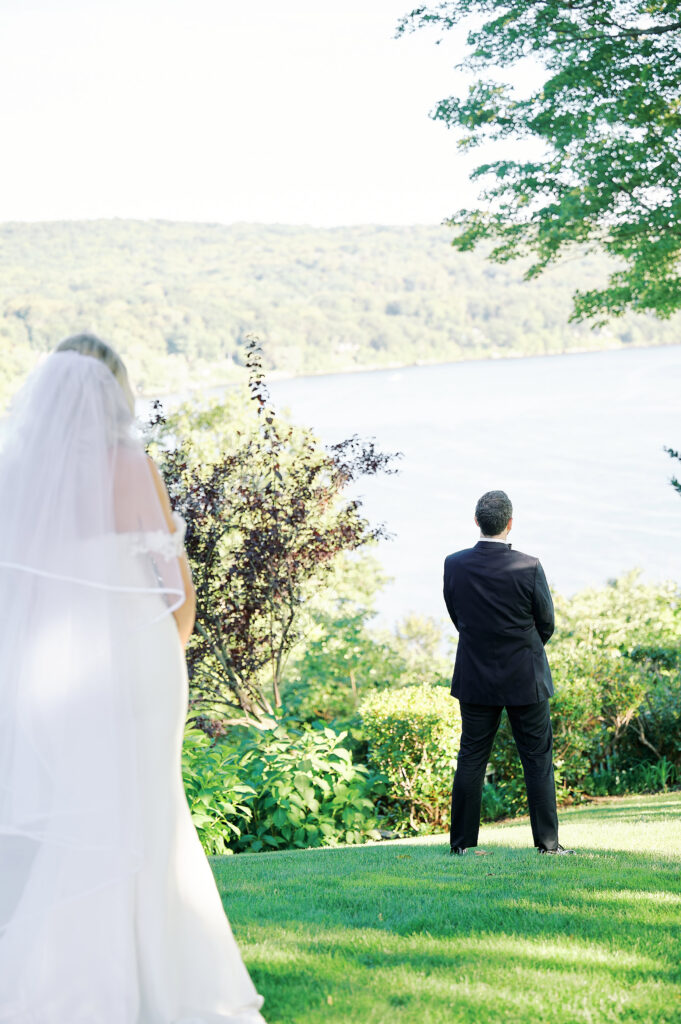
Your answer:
[267,346,681,626]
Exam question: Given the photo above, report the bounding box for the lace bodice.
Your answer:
[127,512,186,560]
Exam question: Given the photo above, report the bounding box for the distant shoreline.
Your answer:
[141,338,677,403]
[4,220,681,410]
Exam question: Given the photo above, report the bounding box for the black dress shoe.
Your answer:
[538,843,575,855]
[449,846,467,856]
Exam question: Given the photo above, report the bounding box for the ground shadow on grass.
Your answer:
[222,843,681,947]
[216,838,681,1023]
[243,924,677,1024]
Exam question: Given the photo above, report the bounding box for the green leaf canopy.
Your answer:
[401,0,681,321]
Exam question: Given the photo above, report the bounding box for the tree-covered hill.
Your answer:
[1,219,679,405]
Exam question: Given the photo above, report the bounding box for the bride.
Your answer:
[0,335,266,1024]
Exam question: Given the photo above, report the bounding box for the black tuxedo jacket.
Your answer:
[443,541,554,706]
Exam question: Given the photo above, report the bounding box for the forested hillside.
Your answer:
[1,219,679,406]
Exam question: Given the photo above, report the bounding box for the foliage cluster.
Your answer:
[340,574,681,832]
[182,722,384,854]
[181,728,256,855]
[359,683,461,832]
[282,608,452,724]
[182,565,680,852]
[3,220,681,409]
[401,1,681,323]
[480,573,681,816]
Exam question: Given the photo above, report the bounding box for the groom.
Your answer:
[443,490,573,855]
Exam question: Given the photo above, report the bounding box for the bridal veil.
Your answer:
[0,348,185,1020]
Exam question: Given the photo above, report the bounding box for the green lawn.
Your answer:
[213,792,681,1024]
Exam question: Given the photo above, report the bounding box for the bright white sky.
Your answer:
[0,0,490,225]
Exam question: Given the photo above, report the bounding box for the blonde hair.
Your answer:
[56,334,135,414]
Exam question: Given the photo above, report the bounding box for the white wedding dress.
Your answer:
[120,525,267,1024]
[0,350,267,1024]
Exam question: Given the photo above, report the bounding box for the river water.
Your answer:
[265,345,681,627]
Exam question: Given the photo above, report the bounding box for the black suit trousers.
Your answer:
[450,699,559,851]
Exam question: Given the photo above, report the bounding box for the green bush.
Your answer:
[583,757,678,797]
[282,606,453,726]
[554,573,681,651]
[551,648,652,779]
[478,576,681,813]
[480,782,508,821]
[181,728,256,854]
[182,575,681,850]
[358,577,681,828]
[550,576,681,790]
[618,649,681,768]
[182,722,385,855]
[359,683,461,832]
[281,607,407,724]
[233,723,385,852]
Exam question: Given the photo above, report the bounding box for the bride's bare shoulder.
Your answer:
[112,449,172,529]
[144,455,176,526]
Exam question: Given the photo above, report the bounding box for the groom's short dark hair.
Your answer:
[475,490,513,536]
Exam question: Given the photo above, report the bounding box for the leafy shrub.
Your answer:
[232,723,385,852]
[360,683,461,831]
[283,605,453,726]
[181,728,256,854]
[554,573,681,652]
[182,722,385,855]
[550,576,681,785]
[183,574,681,851]
[552,649,652,776]
[478,576,681,812]
[618,651,681,768]
[360,576,681,828]
[486,653,676,815]
[583,757,678,797]
[281,605,406,724]
[480,782,508,821]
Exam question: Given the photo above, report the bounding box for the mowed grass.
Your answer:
[212,792,681,1024]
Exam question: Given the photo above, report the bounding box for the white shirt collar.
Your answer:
[479,536,510,544]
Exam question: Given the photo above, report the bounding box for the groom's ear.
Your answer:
[474,516,479,528]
